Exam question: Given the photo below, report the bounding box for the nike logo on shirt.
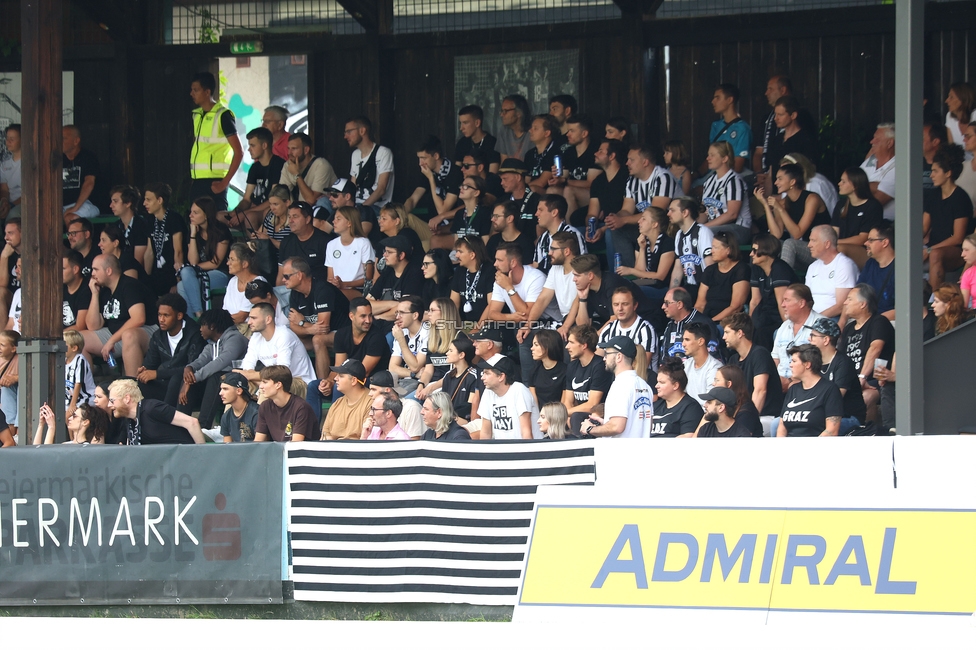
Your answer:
[787,397,816,408]
[572,378,589,390]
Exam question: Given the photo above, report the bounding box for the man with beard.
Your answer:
[345,116,394,211]
[579,336,653,439]
[694,386,752,437]
[278,132,336,205]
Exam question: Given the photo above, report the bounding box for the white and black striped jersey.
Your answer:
[625,166,678,213]
[599,316,658,371]
[674,223,714,287]
[65,354,95,409]
[534,222,587,272]
[701,169,752,228]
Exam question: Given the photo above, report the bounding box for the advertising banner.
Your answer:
[0,444,284,605]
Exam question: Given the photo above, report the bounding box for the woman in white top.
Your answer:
[327,206,376,302]
[945,82,976,159]
[224,243,264,328]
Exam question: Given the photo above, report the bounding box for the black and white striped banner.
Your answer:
[286,440,597,605]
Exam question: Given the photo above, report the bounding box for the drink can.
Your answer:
[106,353,117,368]
[554,155,562,177]
[614,253,622,270]
[587,217,597,240]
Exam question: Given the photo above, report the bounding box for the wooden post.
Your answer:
[19,0,66,444]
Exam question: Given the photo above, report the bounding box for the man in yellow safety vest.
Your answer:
[189,72,243,211]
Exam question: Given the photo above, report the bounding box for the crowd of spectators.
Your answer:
[2,71,974,446]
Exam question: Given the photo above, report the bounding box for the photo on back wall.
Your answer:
[454,50,579,138]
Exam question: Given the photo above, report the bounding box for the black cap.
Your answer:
[477,356,517,379]
[220,372,252,400]
[330,359,367,382]
[370,370,408,397]
[498,158,530,175]
[469,328,503,344]
[598,335,637,359]
[810,317,841,340]
[698,386,738,411]
[380,235,411,255]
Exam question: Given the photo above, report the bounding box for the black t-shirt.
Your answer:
[924,186,974,246]
[451,266,494,320]
[512,190,541,236]
[279,229,332,273]
[220,400,260,442]
[131,399,195,445]
[767,128,819,179]
[426,347,453,384]
[531,360,568,408]
[583,274,656,330]
[63,282,92,328]
[783,191,831,242]
[700,260,751,319]
[780,378,843,437]
[643,234,675,290]
[98,275,148,334]
[484,173,505,199]
[821,352,866,423]
[734,399,765,437]
[450,205,492,238]
[290,278,350,332]
[589,169,627,216]
[412,163,463,216]
[5,252,17,293]
[750,259,797,330]
[524,141,557,181]
[485,231,536,269]
[728,345,783,417]
[441,367,478,420]
[651,394,703,437]
[369,261,425,303]
[565,356,613,405]
[192,224,232,273]
[332,324,391,376]
[454,134,501,167]
[246,156,286,207]
[62,149,100,205]
[421,422,473,441]
[147,211,187,291]
[831,197,884,240]
[80,247,98,279]
[117,215,151,253]
[698,419,752,438]
[838,314,895,375]
[565,143,600,182]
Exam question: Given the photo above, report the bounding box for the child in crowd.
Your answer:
[0,329,18,437]
[64,329,95,418]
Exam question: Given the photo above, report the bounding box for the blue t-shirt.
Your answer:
[709,118,753,160]
[857,258,895,315]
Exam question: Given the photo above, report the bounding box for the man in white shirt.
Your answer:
[239,302,316,385]
[487,242,552,326]
[682,322,723,406]
[771,283,823,390]
[477,357,540,440]
[860,123,896,221]
[518,230,580,382]
[345,116,394,210]
[805,225,859,325]
[389,296,428,393]
[579,336,653,439]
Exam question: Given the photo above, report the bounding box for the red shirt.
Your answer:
[273,132,290,161]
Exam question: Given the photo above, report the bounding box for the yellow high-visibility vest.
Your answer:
[190,104,233,179]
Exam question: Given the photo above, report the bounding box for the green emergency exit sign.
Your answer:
[230,41,263,55]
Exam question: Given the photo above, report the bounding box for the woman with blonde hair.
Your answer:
[327,205,376,301]
[256,184,292,248]
[378,203,425,261]
[415,298,462,401]
[538,402,570,440]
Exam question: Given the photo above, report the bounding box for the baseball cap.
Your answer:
[469,328,503,344]
[477,356,517,378]
[381,235,411,255]
[330,178,357,196]
[598,335,637,359]
[810,317,841,340]
[370,370,408,397]
[220,371,252,400]
[698,386,737,411]
[497,158,529,175]
[330,359,367,382]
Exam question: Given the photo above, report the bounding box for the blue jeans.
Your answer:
[178,267,229,316]
[306,378,342,422]
[839,416,861,436]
